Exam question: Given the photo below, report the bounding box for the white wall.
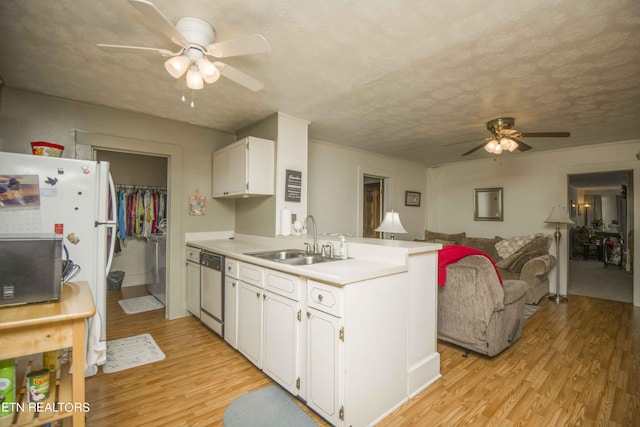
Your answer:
[273,113,309,234]
[426,139,640,306]
[307,139,427,240]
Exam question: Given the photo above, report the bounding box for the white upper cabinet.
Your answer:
[212,136,274,198]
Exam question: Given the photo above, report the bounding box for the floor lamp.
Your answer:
[544,205,575,303]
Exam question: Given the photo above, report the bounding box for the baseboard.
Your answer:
[407,352,441,397]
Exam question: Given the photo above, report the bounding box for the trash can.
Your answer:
[107,271,125,291]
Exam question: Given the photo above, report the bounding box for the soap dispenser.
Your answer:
[339,235,348,259]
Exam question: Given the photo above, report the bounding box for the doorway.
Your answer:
[363,175,384,238]
[567,170,633,303]
[76,130,183,321]
[96,149,169,334]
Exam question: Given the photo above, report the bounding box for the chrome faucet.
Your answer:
[321,242,334,258]
[305,214,319,253]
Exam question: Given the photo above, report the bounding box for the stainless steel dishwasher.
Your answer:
[200,251,224,337]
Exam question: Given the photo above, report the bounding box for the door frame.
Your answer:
[559,162,638,306]
[356,166,393,238]
[76,131,184,319]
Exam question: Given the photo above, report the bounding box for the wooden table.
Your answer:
[0,281,95,427]
[583,242,602,261]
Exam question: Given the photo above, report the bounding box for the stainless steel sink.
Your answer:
[245,249,338,265]
[245,249,307,260]
[278,255,336,265]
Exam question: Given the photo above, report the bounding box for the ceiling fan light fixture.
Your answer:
[485,139,498,153]
[198,58,220,83]
[186,66,204,90]
[164,54,190,78]
[499,137,512,150]
[507,139,518,152]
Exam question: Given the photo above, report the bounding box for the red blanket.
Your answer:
[437,245,503,286]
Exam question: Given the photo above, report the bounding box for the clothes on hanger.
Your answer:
[115,185,167,240]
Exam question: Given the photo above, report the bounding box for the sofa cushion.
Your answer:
[461,236,502,261]
[425,230,466,245]
[433,238,456,246]
[495,233,546,259]
[495,236,551,271]
[496,249,548,272]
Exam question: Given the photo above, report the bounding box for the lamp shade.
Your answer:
[164,55,191,78]
[375,210,407,234]
[198,58,220,83]
[186,67,204,90]
[544,206,574,225]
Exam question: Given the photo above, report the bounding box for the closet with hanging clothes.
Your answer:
[115,185,167,240]
[96,151,168,290]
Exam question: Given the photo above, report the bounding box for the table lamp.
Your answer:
[375,210,407,240]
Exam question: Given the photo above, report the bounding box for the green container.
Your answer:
[26,369,50,402]
[107,271,125,291]
[0,359,15,420]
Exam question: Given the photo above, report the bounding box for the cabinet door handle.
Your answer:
[256,292,260,298]
[318,294,324,302]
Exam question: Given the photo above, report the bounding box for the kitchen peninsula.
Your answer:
[186,233,441,427]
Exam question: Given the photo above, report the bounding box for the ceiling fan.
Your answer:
[97,0,270,92]
[458,117,570,156]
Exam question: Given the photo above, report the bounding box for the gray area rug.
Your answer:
[103,333,165,373]
[523,304,539,320]
[118,295,164,314]
[224,385,318,427]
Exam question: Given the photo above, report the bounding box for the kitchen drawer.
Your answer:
[186,245,201,263]
[307,279,342,317]
[265,268,303,301]
[239,262,264,288]
[225,258,239,279]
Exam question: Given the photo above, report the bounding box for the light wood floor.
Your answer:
[86,286,639,426]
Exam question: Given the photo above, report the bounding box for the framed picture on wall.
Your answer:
[405,191,421,207]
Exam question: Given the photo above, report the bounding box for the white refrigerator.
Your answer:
[0,151,116,374]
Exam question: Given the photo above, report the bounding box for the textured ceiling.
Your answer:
[0,0,639,166]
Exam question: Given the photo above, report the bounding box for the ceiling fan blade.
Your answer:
[206,34,270,58]
[444,137,490,147]
[512,138,532,151]
[214,62,264,91]
[128,0,189,48]
[519,132,570,138]
[97,44,174,57]
[462,142,488,156]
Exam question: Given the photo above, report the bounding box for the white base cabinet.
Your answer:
[306,307,342,425]
[185,246,201,318]
[306,275,409,427]
[263,290,301,395]
[237,280,264,368]
[224,277,238,348]
[224,258,239,349]
[221,251,439,427]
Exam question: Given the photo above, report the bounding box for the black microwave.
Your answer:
[0,234,62,306]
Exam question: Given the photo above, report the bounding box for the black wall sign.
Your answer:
[285,169,302,202]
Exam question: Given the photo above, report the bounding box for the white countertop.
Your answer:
[186,234,441,286]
